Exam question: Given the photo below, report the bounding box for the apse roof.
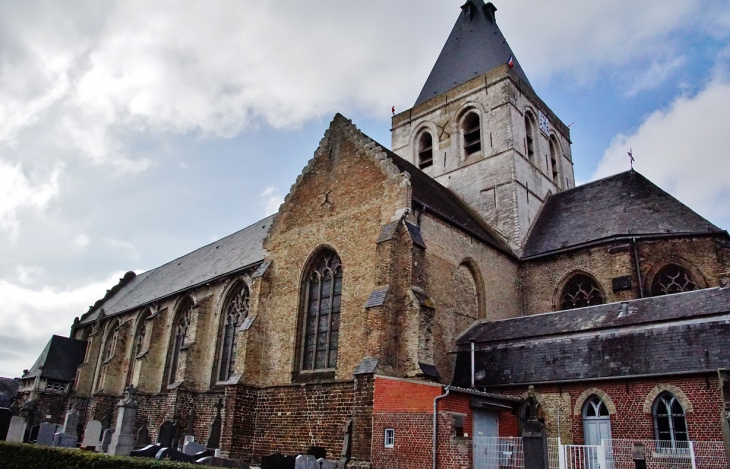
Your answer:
[414,0,531,106]
[21,335,87,382]
[522,170,725,258]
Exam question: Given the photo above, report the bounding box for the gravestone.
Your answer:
[171,420,182,450]
[108,385,137,456]
[6,416,27,442]
[186,408,196,437]
[29,424,40,442]
[36,422,57,446]
[295,454,317,469]
[130,443,162,458]
[53,407,80,448]
[155,447,198,463]
[135,420,150,447]
[184,439,206,455]
[337,419,352,468]
[261,452,296,469]
[522,388,548,469]
[197,456,251,468]
[100,429,114,453]
[157,420,175,447]
[315,458,336,469]
[81,420,103,449]
[100,409,112,434]
[0,407,11,440]
[206,398,224,449]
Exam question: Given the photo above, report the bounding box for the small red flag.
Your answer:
[392,106,395,115]
[507,56,514,68]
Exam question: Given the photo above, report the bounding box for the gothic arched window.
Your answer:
[462,112,481,156]
[101,320,119,363]
[653,392,688,448]
[549,136,560,185]
[127,310,150,385]
[167,298,193,385]
[300,249,343,372]
[217,282,250,382]
[650,264,698,297]
[560,274,604,310]
[525,113,536,163]
[417,131,434,169]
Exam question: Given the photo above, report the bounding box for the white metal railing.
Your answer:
[546,438,728,469]
[473,436,524,468]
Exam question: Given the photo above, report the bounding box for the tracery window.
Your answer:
[650,264,697,296]
[462,112,481,156]
[217,282,250,382]
[583,396,609,418]
[417,131,434,169]
[300,249,342,371]
[525,113,536,162]
[127,310,150,385]
[653,392,688,449]
[101,321,119,362]
[560,274,604,310]
[167,299,193,385]
[549,136,560,185]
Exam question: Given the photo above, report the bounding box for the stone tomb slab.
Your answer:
[155,447,198,463]
[81,420,102,449]
[100,429,114,453]
[130,444,162,458]
[295,454,317,469]
[6,416,27,443]
[36,422,57,446]
[261,452,296,469]
[316,458,337,469]
[157,420,175,448]
[197,456,251,468]
[183,440,206,455]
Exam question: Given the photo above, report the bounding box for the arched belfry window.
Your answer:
[549,136,560,185]
[653,392,688,448]
[417,131,434,169]
[650,264,698,296]
[560,273,604,310]
[462,112,481,156]
[300,249,342,372]
[525,113,536,163]
[167,298,193,385]
[217,282,250,382]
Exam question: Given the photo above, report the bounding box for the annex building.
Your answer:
[15,1,730,467]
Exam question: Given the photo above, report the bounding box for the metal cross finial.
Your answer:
[628,148,635,170]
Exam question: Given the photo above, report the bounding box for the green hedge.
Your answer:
[0,441,199,469]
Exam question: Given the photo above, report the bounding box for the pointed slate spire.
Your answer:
[414,1,532,106]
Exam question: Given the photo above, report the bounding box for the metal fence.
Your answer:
[605,439,728,469]
[473,436,525,468]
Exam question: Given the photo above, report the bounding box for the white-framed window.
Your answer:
[384,428,395,448]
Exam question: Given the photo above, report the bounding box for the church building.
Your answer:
[16,1,730,468]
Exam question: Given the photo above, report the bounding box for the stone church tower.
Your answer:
[392,0,575,251]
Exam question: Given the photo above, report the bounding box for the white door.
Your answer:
[473,410,499,469]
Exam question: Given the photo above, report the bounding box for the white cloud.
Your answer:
[0,270,127,376]
[260,186,283,216]
[75,234,91,248]
[0,161,60,239]
[15,265,44,286]
[103,237,140,261]
[593,79,730,228]
[624,56,687,97]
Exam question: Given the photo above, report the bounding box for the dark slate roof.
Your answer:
[22,335,87,382]
[522,171,724,258]
[458,287,730,345]
[453,288,730,387]
[414,1,531,106]
[0,378,19,408]
[80,216,274,325]
[381,145,513,255]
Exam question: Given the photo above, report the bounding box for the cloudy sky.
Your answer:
[1,0,729,378]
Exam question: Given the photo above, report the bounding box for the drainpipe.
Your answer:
[433,386,451,469]
[470,340,476,388]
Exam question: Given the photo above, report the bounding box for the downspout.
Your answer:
[433,386,451,469]
[471,340,476,388]
[631,237,644,298]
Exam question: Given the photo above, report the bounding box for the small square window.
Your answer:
[384,428,395,449]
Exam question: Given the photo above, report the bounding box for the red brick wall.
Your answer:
[373,376,442,413]
[495,374,724,444]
